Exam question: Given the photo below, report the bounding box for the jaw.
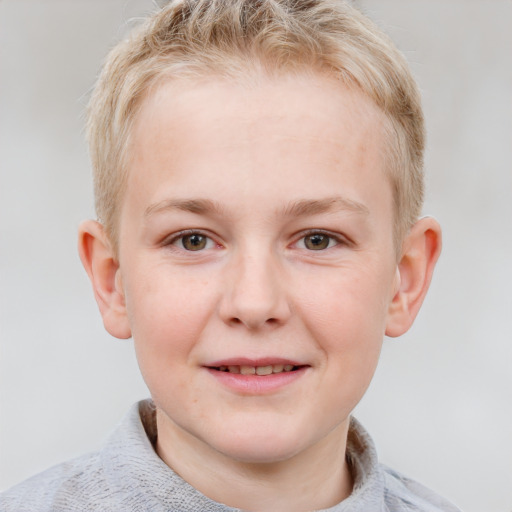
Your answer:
[155,401,353,511]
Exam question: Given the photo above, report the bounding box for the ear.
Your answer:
[78,220,132,339]
[385,217,442,337]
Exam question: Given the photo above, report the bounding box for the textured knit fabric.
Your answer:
[0,400,461,512]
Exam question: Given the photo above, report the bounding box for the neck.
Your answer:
[155,412,353,512]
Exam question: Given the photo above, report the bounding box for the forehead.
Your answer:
[124,72,391,221]
[137,72,385,147]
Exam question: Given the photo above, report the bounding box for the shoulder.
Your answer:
[0,401,163,512]
[0,451,117,512]
[381,464,462,512]
[344,418,462,512]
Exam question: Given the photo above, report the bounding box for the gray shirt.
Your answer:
[0,400,461,511]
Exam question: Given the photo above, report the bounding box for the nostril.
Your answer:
[228,316,279,328]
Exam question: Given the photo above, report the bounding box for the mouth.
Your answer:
[204,359,309,393]
[206,364,307,376]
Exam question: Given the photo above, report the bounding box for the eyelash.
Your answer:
[163,230,220,252]
[163,229,348,252]
[294,230,348,251]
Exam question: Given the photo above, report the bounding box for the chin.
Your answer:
[209,425,311,464]
[222,444,303,465]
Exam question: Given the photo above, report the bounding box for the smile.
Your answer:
[209,364,304,375]
[204,360,309,394]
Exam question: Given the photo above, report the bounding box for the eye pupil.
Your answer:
[305,234,330,250]
[182,234,207,251]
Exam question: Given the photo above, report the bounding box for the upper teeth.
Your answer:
[217,364,295,375]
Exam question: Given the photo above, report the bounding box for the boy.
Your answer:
[0,0,461,510]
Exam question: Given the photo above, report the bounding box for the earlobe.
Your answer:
[385,217,442,338]
[78,220,132,339]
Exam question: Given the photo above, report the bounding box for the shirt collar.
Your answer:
[100,399,386,512]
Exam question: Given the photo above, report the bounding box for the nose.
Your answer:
[218,246,292,330]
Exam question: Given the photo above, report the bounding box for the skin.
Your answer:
[79,72,441,511]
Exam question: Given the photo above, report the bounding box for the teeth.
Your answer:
[217,364,298,375]
[256,365,273,376]
[240,365,256,375]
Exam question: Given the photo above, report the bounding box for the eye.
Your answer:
[172,232,216,251]
[297,232,340,251]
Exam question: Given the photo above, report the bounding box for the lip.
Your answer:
[203,358,310,395]
[206,357,305,367]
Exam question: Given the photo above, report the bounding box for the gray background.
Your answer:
[1,1,511,511]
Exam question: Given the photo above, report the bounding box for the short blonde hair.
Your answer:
[87,0,424,254]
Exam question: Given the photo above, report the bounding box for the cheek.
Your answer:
[293,266,389,398]
[296,267,391,345]
[127,275,214,414]
[123,266,218,364]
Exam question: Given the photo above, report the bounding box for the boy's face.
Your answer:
[116,73,400,463]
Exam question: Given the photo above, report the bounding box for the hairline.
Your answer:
[107,67,408,258]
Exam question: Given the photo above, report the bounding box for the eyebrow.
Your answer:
[281,197,370,217]
[144,198,224,218]
[144,196,369,219]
